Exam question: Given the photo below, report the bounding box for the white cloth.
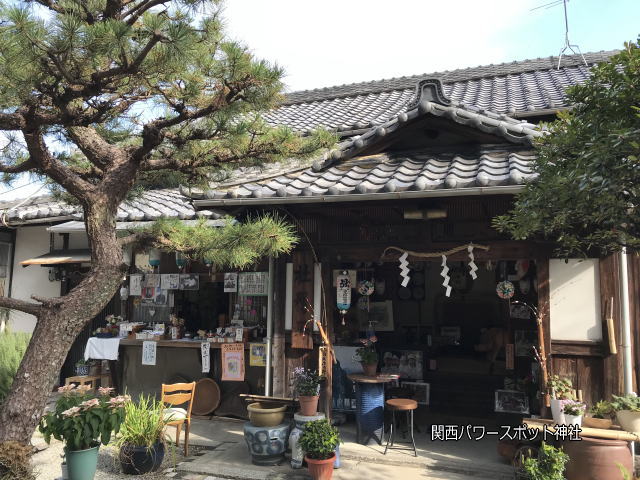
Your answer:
[163,407,187,422]
[84,337,121,361]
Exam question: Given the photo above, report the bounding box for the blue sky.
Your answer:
[1,0,638,200]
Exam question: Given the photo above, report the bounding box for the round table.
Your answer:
[347,373,399,445]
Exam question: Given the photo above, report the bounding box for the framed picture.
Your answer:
[224,272,238,293]
[179,274,199,290]
[380,349,423,380]
[514,330,537,357]
[401,381,430,405]
[494,389,530,414]
[238,272,268,296]
[357,300,394,331]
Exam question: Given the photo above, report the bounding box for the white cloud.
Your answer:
[223,0,538,92]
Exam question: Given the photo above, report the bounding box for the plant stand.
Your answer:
[289,412,326,469]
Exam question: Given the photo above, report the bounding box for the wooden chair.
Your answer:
[161,382,196,456]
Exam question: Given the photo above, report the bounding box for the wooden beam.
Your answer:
[551,340,604,357]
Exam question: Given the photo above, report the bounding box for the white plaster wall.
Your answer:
[549,259,602,341]
[68,232,89,249]
[9,226,61,332]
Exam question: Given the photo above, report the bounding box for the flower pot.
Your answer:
[616,410,640,434]
[583,417,613,429]
[550,398,565,424]
[298,395,319,416]
[75,364,90,376]
[564,414,582,427]
[65,445,99,480]
[361,362,377,377]
[119,441,165,475]
[247,402,287,427]
[305,453,335,480]
[563,436,633,480]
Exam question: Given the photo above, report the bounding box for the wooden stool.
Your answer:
[384,398,417,457]
[64,374,110,390]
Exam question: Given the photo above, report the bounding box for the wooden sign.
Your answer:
[291,250,313,350]
[141,341,157,366]
[238,272,268,296]
[201,342,210,373]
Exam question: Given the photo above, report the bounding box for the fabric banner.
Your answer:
[141,341,157,366]
[201,342,210,373]
[222,343,245,381]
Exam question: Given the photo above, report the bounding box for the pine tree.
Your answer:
[0,0,333,444]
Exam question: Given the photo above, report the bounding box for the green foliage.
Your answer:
[548,375,574,400]
[114,395,168,449]
[142,215,297,268]
[354,336,378,364]
[39,386,127,451]
[494,40,640,256]
[0,330,30,404]
[292,367,323,397]
[298,419,341,461]
[610,394,640,412]
[520,442,569,480]
[590,400,613,419]
[561,400,586,416]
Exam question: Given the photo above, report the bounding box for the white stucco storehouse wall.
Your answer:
[9,226,61,332]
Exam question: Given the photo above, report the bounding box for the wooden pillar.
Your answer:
[321,261,333,419]
[272,258,287,397]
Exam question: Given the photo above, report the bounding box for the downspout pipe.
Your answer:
[265,256,275,396]
[619,247,634,395]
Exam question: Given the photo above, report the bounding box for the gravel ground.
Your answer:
[31,431,204,480]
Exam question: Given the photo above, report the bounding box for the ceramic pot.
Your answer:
[75,364,90,377]
[247,402,287,427]
[563,436,633,480]
[550,398,565,424]
[305,453,336,480]
[564,414,582,427]
[583,417,612,429]
[65,445,99,480]
[298,395,319,416]
[616,410,640,434]
[361,362,377,377]
[119,441,165,475]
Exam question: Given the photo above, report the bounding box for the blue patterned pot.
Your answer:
[243,422,290,466]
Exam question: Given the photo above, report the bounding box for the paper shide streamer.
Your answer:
[399,252,410,287]
[468,244,478,279]
[440,254,451,297]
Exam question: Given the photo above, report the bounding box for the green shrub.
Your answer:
[299,419,340,460]
[114,395,168,449]
[0,330,31,404]
[520,442,569,480]
[610,394,640,413]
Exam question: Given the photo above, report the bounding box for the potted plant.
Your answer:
[293,367,324,416]
[115,394,169,475]
[585,400,613,429]
[547,375,575,424]
[561,400,586,427]
[353,335,378,376]
[518,442,568,480]
[39,385,126,480]
[610,394,640,434]
[75,359,90,376]
[299,419,341,480]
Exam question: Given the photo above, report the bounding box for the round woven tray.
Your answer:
[191,378,221,416]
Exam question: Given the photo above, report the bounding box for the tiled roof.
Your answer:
[186,148,537,205]
[0,189,224,225]
[264,51,616,134]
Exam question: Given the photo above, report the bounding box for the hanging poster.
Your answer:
[238,272,268,296]
[179,274,199,290]
[201,342,210,373]
[141,287,167,305]
[161,273,180,290]
[222,343,245,381]
[145,274,161,288]
[249,343,266,366]
[141,341,157,365]
[224,273,238,292]
[129,274,143,296]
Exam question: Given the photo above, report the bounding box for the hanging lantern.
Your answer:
[148,248,161,267]
[175,252,188,268]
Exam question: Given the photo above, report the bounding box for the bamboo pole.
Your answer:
[606,297,617,355]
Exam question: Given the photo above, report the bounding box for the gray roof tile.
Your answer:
[264,51,615,134]
[0,189,225,225]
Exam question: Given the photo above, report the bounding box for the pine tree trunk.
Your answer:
[0,201,125,445]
